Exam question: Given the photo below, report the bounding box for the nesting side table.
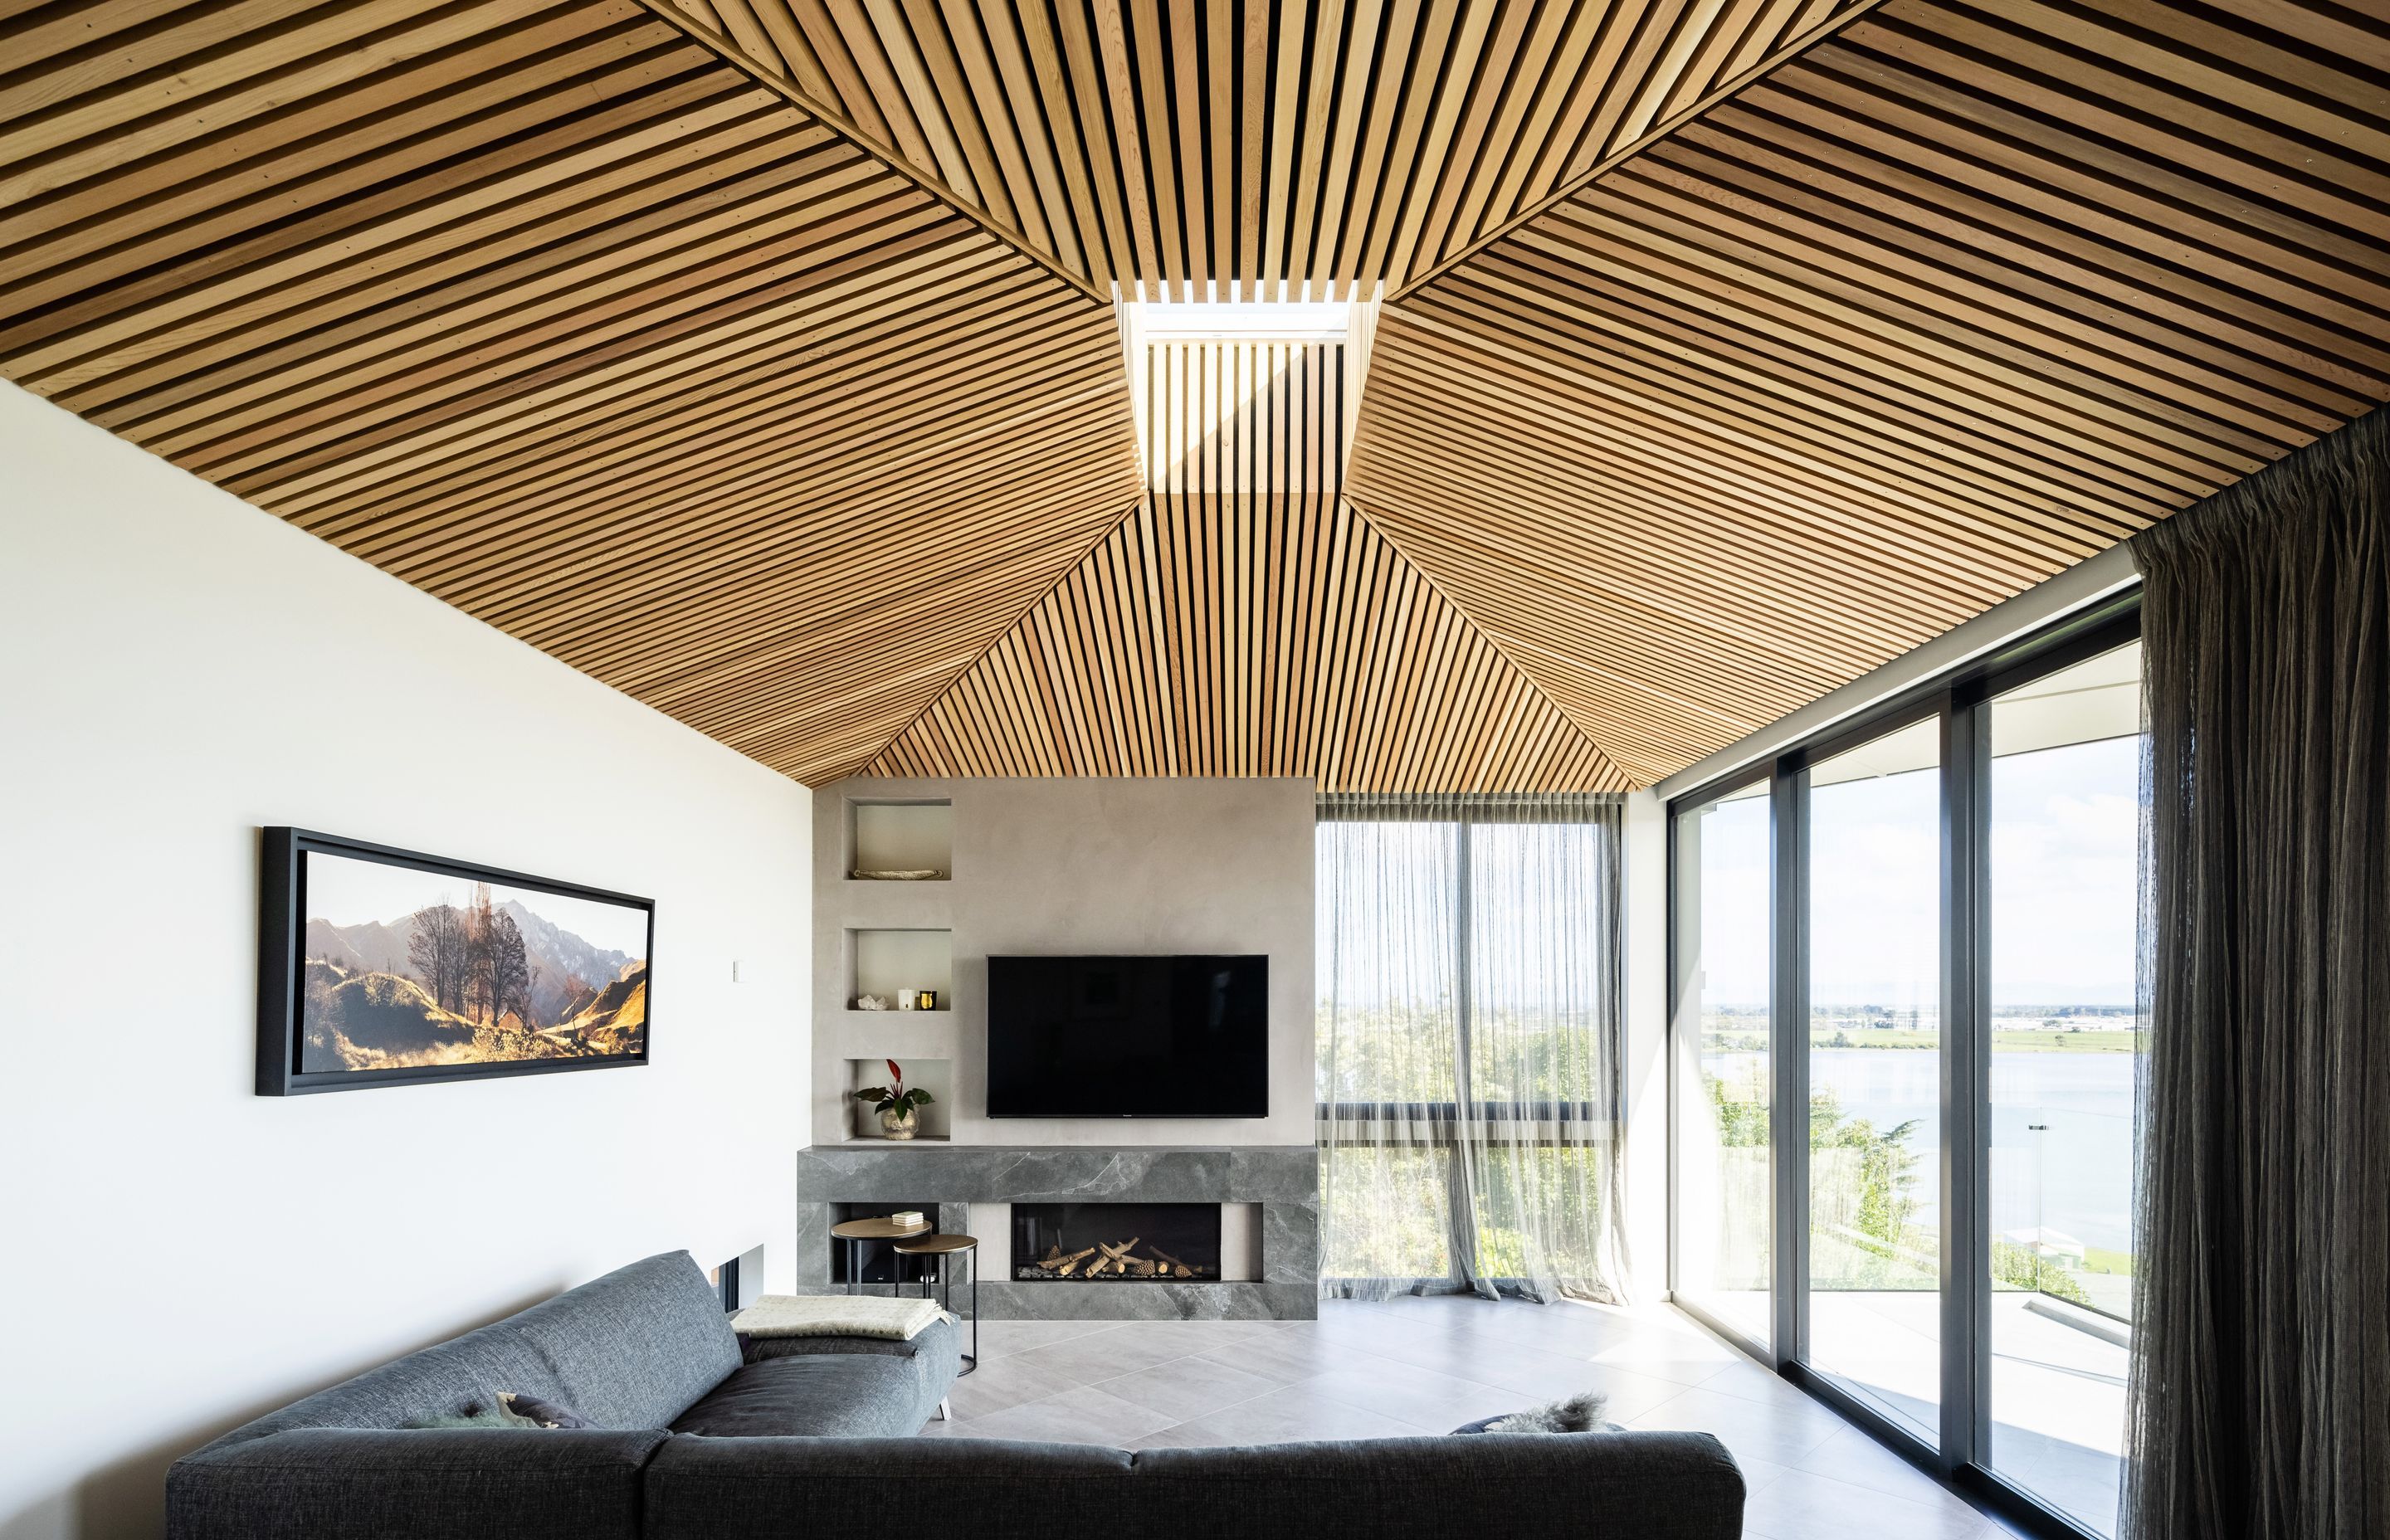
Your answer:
[892,1232,978,1376]
[829,1215,930,1294]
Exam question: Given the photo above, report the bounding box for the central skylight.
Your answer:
[1125,298,1351,340]
[1115,295,1373,492]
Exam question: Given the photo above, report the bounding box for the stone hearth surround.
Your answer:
[797,1145,1318,1319]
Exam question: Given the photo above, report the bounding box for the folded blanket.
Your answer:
[732,1294,946,1341]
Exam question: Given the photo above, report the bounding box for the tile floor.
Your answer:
[918,1294,2036,1540]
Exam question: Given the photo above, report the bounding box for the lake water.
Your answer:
[1714,1049,2138,1252]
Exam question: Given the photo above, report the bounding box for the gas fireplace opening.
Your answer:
[1012,1202,1222,1282]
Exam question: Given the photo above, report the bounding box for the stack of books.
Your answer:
[887,1211,926,1230]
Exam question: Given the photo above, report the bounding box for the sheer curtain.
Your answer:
[1316,792,1629,1304]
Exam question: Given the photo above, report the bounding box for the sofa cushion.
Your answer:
[193,1318,573,1450]
[168,1427,666,1540]
[741,1333,919,1362]
[669,1355,927,1438]
[641,1431,1746,1540]
[506,1251,741,1429]
[180,1252,736,1460]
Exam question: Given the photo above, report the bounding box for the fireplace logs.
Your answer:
[1019,1235,1216,1281]
[1012,1201,1223,1282]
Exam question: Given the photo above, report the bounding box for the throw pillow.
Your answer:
[402,1405,522,1430]
[496,1391,592,1429]
[1450,1390,1610,1435]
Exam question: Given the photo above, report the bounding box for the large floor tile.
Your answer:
[1795,1425,1960,1507]
[1627,1385,1850,1469]
[1143,1383,1431,1446]
[911,1297,2012,1540]
[1584,1322,1752,1387]
[1445,1339,1687,1423]
[953,1382,1181,1445]
[1089,1351,1282,1423]
[1188,1328,1354,1386]
[970,1318,1126,1362]
[1335,1319,1525,1379]
[1686,1360,1815,1410]
[944,1353,1085,1420]
[1302,1352,1518,1432]
[1464,1299,1644,1356]
[1006,1323,1206,1385]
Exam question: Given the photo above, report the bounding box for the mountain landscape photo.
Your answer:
[298,850,648,1075]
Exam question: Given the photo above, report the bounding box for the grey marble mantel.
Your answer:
[796,1145,1319,1319]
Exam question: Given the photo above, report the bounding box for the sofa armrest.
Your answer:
[167,1427,670,1540]
[645,1430,1744,1540]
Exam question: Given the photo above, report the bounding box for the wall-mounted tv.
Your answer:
[986,955,1268,1118]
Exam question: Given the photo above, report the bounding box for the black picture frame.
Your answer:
[258,826,656,1096]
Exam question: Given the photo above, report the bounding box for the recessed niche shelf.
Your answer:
[849,928,950,1010]
[848,799,951,881]
[844,1056,952,1141]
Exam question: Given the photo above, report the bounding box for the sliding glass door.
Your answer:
[1668,607,2144,1540]
[1806,719,1944,1445]
[1984,641,2144,1535]
[1670,779,1773,1349]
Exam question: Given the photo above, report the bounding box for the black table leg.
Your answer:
[962,1250,978,1376]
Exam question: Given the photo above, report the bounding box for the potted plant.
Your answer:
[852,1059,934,1139]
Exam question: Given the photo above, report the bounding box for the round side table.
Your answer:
[892,1232,978,1376]
[830,1216,930,1295]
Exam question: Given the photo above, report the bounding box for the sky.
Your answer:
[305,850,650,962]
[1693,733,2140,1009]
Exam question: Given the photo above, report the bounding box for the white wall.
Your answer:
[0,383,812,1540]
[811,777,1314,1148]
[1620,789,1671,1303]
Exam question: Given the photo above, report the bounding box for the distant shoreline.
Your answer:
[1704,1030,2139,1055]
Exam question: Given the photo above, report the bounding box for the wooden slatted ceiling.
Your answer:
[868,339,1632,789]
[638,0,1880,301]
[1346,0,2390,786]
[11,0,2388,795]
[0,0,1145,786]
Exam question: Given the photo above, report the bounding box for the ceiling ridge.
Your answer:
[1388,0,1897,304]
[846,490,1151,782]
[861,490,1640,791]
[626,0,1114,306]
[1335,489,1641,791]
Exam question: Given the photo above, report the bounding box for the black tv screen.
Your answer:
[986,955,1269,1118]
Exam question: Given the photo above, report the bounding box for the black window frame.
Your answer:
[1666,593,2142,1540]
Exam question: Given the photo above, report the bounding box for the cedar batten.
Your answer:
[4,0,2388,793]
[1346,0,2390,788]
[0,0,1145,787]
[867,335,1632,792]
[633,0,1884,300]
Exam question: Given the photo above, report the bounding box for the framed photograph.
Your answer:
[258,827,653,1095]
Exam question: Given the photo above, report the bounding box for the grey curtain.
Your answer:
[1314,792,1630,1304]
[2124,407,2390,1540]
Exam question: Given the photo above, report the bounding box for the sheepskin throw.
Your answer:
[1451,1391,1611,1435]
[731,1294,946,1341]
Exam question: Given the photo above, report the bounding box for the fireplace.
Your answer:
[1012,1202,1222,1282]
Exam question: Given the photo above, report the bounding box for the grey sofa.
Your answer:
[167,1251,1746,1540]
